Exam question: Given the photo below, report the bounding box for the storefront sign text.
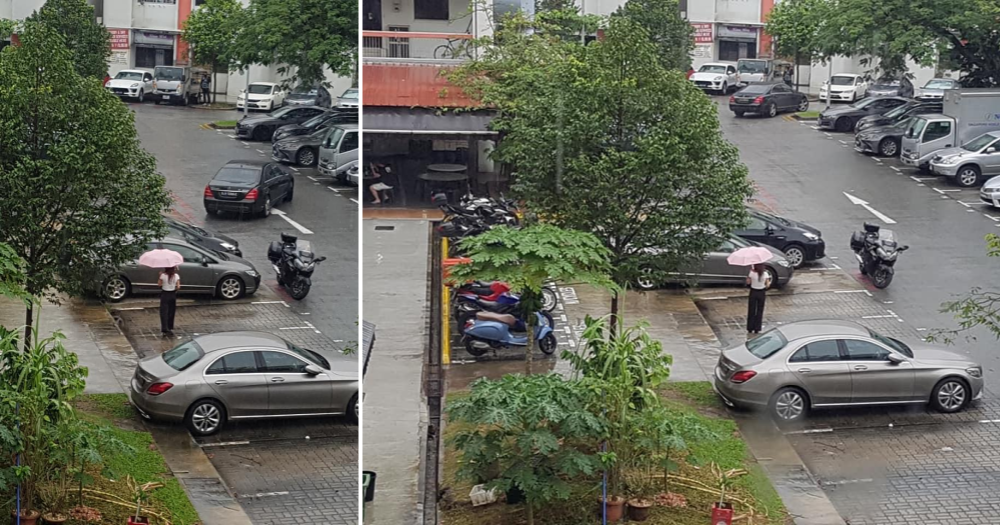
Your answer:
[691,23,713,44]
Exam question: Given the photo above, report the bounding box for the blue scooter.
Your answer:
[461,311,557,357]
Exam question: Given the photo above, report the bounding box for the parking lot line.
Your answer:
[199,440,251,448]
[270,209,314,234]
[328,187,340,193]
[350,198,359,204]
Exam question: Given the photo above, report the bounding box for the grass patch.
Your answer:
[440,382,788,525]
[70,393,200,525]
[794,110,820,119]
[212,120,238,129]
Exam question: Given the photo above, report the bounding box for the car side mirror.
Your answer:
[304,364,322,375]
[201,256,210,266]
[887,353,905,364]
[765,226,775,235]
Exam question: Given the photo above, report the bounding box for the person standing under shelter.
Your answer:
[746,263,770,336]
[159,267,180,336]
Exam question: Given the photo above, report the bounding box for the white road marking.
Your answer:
[808,265,841,271]
[958,201,971,207]
[834,290,867,294]
[890,166,900,172]
[810,125,820,130]
[843,192,897,224]
[270,209,314,234]
[289,167,300,172]
[872,157,882,163]
[240,491,291,499]
[256,149,264,153]
[307,176,318,182]
[240,141,250,146]
[279,326,315,331]
[861,314,896,319]
[304,321,321,334]
[328,187,340,193]
[933,188,961,194]
[821,479,874,486]
[784,428,833,435]
[200,440,250,447]
[116,307,146,311]
[350,198,359,204]
[838,140,848,145]
[252,301,285,305]
[699,296,732,300]
[985,214,1000,222]
[980,420,1000,424]
[910,176,935,182]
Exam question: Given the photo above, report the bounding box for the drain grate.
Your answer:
[374,225,395,231]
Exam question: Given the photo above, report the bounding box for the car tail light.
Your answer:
[753,96,764,104]
[729,96,735,103]
[203,186,213,198]
[146,382,174,395]
[729,370,757,384]
[244,188,258,201]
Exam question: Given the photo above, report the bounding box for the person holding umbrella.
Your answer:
[139,247,184,337]
[726,246,774,337]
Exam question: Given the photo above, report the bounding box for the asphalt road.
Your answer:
[714,96,1000,391]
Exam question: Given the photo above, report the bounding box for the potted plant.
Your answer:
[125,476,164,525]
[710,463,747,521]
[623,469,654,522]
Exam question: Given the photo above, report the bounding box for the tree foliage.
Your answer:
[237,0,357,87]
[0,21,171,337]
[182,0,246,102]
[28,0,110,80]
[614,0,694,71]
[451,17,752,317]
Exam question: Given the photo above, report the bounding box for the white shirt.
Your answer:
[160,273,179,291]
[748,270,770,290]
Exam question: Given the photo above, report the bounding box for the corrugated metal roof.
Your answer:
[363,63,478,108]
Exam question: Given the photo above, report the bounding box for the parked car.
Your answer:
[690,62,739,95]
[318,123,359,182]
[729,82,809,118]
[272,128,328,166]
[237,82,286,111]
[128,332,359,436]
[817,96,909,132]
[236,105,327,142]
[106,69,153,102]
[285,84,332,107]
[979,170,1000,207]
[163,216,242,257]
[637,234,794,290]
[337,87,359,108]
[866,77,914,98]
[734,209,825,269]
[713,319,983,423]
[819,74,868,103]
[100,236,261,302]
[736,58,774,86]
[203,160,295,218]
[854,116,914,157]
[346,165,360,186]
[271,108,358,143]
[929,131,1000,187]
[915,78,960,101]
[855,101,942,132]
[152,65,201,106]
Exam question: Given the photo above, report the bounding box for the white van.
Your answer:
[152,65,201,106]
[318,124,359,183]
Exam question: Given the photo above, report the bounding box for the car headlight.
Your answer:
[245,270,259,278]
[776,259,790,267]
[803,232,819,241]
[220,242,237,252]
[714,76,723,81]
[938,157,961,166]
[967,366,982,378]
[131,83,139,88]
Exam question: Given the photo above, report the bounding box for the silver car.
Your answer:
[915,78,960,101]
[101,236,261,302]
[714,320,984,423]
[637,234,794,290]
[129,332,359,436]
[930,131,1000,188]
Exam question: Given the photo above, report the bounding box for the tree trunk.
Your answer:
[23,301,33,351]
[525,320,534,375]
[212,60,218,105]
[526,502,534,525]
[609,292,619,335]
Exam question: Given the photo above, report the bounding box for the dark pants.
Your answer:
[747,288,767,333]
[202,88,210,103]
[160,290,176,333]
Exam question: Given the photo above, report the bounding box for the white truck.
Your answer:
[901,88,1000,170]
[152,65,203,106]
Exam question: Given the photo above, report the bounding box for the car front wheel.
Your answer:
[878,138,899,157]
[782,245,806,268]
[955,165,981,188]
[930,378,969,413]
[186,399,226,436]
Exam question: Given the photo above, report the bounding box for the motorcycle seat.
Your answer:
[476,299,501,308]
[476,311,517,326]
[467,285,493,295]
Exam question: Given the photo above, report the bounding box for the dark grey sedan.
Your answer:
[164,216,241,257]
[637,234,795,290]
[272,128,327,166]
[101,236,261,302]
[818,96,909,132]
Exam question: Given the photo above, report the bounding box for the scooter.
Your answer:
[453,292,556,328]
[461,311,557,357]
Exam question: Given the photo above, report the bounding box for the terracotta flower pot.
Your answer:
[599,495,625,522]
[627,498,652,521]
[40,511,67,525]
[10,509,40,525]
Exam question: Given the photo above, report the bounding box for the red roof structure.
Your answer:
[363,63,478,108]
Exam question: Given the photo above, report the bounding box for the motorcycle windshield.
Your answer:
[878,230,898,249]
[296,240,315,260]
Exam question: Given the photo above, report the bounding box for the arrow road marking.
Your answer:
[270,209,314,234]
[843,192,897,224]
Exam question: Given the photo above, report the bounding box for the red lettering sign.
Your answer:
[691,23,714,44]
[108,29,129,50]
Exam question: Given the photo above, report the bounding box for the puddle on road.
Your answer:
[445,357,556,391]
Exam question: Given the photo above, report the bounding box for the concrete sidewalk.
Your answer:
[0,296,253,525]
[554,284,846,525]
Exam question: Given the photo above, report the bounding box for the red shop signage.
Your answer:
[691,23,714,44]
[108,29,129,50]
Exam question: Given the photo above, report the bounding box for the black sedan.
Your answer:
[734,208,825,268]
[854,117,913,157]
[855,101,942,133]
[272,128,327,166]
[817,96,909,132]
[235,106,327,142]
[729,82,808,118]
[164,216,242,257]
[271,108,358,143]
[204,160,294,218]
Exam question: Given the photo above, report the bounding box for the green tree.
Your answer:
[447,374,604,525]
[452,17,753,321]
[615,0,694,71]
[447,224,614,373]
[28,0,111,80]
[0,21,171,346]
[765,0,832,74]
[0,243,30,305]
[182,0,246,104]
[238,0,357,88]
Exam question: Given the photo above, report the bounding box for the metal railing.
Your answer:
[362,31,475,62]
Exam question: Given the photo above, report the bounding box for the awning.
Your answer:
[362,320,375,378]
[363,107,498,135]
[133,30,175,49]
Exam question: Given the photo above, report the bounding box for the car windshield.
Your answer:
[738,61,766,73]
[161,341,204,371]
[115,71,144,80]
[154,67,183,81]
[291,85,318,95]
[850,98,878,109]
[924,80,955,89]
[891,117,913,130]
[248,84,274,94]
[699,65,727,73]
[168,218,210,237]
[727,235,753,249]
[267,106,295,118]
[286,341,330,369]
[213,166,260,184]
[963,133,997,152]
[873,80,900,88]
[746,329,787,359]
[340,89,358,99]
[905,118,927,139]
[883,104,911,119]
[830,76,856,86]
[302,113,330,128]
[868,329,913,358]
[753,210,792,226]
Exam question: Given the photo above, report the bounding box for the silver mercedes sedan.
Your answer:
[713,320,983,423]
[129,332,358,436]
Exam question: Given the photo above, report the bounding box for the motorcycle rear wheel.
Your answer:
[464,338,490,357]
[289,280,311,300]
[539,333,557,355]
[541,287,558,312]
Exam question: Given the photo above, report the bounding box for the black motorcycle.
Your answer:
[850,223,908,289]
[267,233,326,299]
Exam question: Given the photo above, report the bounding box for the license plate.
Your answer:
[162,95,170,100]
[220,191,236,197]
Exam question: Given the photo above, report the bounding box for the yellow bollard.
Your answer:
[441,237,451,365]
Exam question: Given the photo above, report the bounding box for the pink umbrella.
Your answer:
[726,246,774,267]
[139,249,183,269]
